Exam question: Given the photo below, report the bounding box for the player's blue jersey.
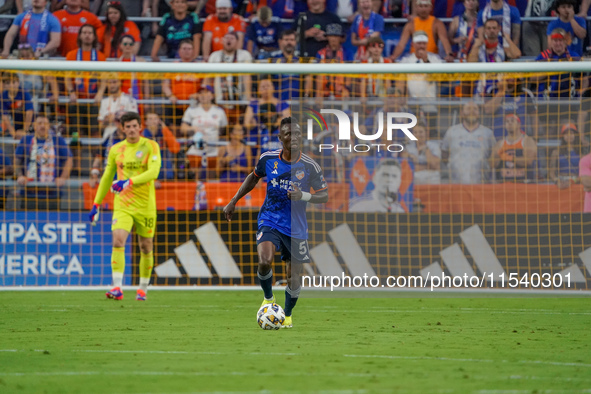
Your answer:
[254,149,328,239]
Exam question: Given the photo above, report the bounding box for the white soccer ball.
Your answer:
[257,303,285,330]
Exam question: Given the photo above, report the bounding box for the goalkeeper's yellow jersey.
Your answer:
[94,137,162,214]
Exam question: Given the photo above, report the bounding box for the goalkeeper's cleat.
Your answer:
[282,315,293,328]
[106,287,123,300]
[136,289,147,301]
[261,295,275,308]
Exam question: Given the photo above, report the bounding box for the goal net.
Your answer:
[0,60,589,291]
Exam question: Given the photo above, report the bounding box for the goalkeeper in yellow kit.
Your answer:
[89,112,162,301]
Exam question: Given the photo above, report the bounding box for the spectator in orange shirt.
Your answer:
[96,1,141,58]
[202,0,246,61]
[162,39,201,131]
[390,0,453,62]
[65,23,105,136]
[54,0,102,57]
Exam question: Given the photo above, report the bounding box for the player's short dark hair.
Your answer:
[280,116,300,131]
[120,112,141,127]
[279,29,296,40]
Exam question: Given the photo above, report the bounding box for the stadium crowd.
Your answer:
[0,0,590,211]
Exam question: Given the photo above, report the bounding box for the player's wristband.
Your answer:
[300,191,312,202]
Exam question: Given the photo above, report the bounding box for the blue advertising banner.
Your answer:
[0,211,130,286]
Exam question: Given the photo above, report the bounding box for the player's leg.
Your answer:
[282,238,308,328]
[284,260,303,317]
[134,214,156,301]
[106,228,131,300]
[136,235,154,301]
[256,227,280,305]
[106,210,134,299]
[257,241,277,304]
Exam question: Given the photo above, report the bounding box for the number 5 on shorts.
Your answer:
[299,241,307,255]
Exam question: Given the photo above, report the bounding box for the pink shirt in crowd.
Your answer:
[579,153,591,212]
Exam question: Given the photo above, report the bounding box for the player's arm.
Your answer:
[130,143,162,185]
[223,171,261,221]
[94,147,117,205]
[288,163,329,204]
[90,146,118,224]
[287,185,328,203]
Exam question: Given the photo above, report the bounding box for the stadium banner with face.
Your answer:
[348,157,414,213]
[0,211,130,286]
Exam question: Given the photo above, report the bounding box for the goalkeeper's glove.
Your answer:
[89,203,100,226]
[110,179,133,194]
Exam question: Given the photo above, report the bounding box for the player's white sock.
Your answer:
[112,272,124,288]
[139,278,149,292]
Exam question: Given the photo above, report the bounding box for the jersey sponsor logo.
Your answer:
[272,161,278,174]
[295,169,305,180]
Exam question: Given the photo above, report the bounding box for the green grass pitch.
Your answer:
[0,290,590,394]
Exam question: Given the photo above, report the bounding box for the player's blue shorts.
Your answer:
[256,226,310,263]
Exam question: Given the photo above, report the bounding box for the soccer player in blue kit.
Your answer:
[223,117,329,328]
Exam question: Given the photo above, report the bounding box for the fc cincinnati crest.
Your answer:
[295,170,305,180]
[257,232,263,240]
[136,151,144,159]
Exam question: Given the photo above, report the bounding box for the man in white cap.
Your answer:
[202,0,246,61]
[391,0,453,61]
[397,31,442,113]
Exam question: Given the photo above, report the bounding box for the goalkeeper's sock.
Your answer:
[257,269,273,300]
[284,285,300,317]
[139,252,154,292]
[111,247,125,287]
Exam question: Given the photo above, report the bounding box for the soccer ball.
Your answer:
[257,303,285,330]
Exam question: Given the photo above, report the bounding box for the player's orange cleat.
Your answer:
[136,289,147,301]
[106,287,123,300]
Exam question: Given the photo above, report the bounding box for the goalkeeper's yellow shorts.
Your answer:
[112,210,157,238]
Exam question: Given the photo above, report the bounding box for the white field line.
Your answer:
[343,354,591,368]
[8,304,591,316]
[2,349,589,370]
[130,391,376,394]
[0,370,395,379]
